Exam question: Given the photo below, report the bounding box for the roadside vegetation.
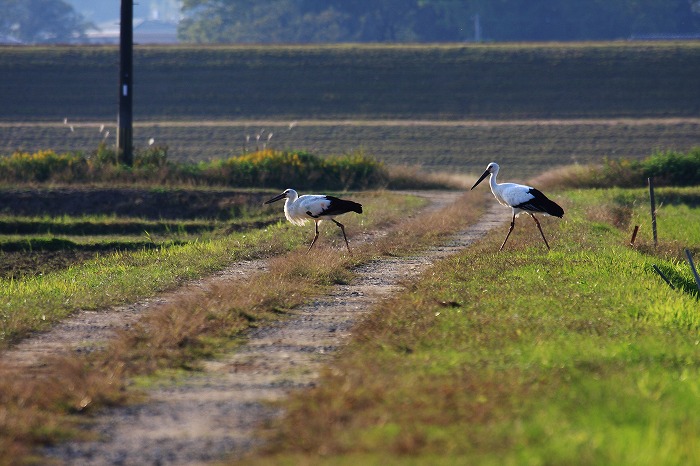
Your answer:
[0,146,467,190]
[4,120,700,180]
[0,147,389,189]
[0,188,427,346]
[241,162,700,465]
[0,148,698,463]
[0,146,468,344]
[535,147,700,189]
[0,186,481,463]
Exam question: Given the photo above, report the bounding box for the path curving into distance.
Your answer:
[22,192,510,465]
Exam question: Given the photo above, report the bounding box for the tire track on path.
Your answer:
[37,193,510,465]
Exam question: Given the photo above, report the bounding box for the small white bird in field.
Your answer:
[264,189,363,253]
[471,162,564,251]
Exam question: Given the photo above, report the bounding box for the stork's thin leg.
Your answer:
[530,214,551,250]
[332,219,352,253]
[307,221,320,253]
[500,214,516,251]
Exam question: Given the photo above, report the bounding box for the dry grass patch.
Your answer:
[372,192,479,257]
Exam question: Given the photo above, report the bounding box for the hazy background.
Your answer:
[1,0,699,44]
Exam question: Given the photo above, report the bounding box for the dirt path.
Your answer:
[11,192,509,465]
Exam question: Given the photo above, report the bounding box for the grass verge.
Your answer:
[0,189,482,463]
[0,191,423,346]
[238,189,700,465]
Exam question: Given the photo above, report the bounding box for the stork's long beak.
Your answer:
[264,192,287,204]
[471,169,490,190]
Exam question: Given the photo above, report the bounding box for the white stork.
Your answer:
[471,162,564,251]
[264,188,363,253]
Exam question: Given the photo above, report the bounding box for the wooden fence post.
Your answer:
[630,225,639,247]
[648,177,657,247]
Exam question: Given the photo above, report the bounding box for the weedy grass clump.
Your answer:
[534,147,700,190]
[0,147,394,191]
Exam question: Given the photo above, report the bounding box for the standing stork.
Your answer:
[471,162,564,251]
[264,188,363,253]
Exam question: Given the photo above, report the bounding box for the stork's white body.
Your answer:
[489,180,537,214]
[282,193,334,226]
[265,188,362,253]
[471,162,564,250]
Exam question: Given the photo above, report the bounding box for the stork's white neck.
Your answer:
[489,170,499,190]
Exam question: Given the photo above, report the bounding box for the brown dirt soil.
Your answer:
[1,192,511,465]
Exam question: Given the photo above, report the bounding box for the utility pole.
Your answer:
[117,0,133,166]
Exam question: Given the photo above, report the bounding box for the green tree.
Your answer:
[0,0,92,43]
[179,0,700,43]
[179,0,347,43]
[303,0,430,41]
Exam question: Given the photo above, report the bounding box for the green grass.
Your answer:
[0,215,239,237]
[0,186,285,279]
[0,190,422,346]
[0,225,277,344]
[242,188,700,465]
[566,186,700,248]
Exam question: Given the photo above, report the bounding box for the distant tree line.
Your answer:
[2,0,699,44]
[179,0,700,43]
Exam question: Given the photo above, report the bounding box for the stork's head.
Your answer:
[471,162,499,190]
[264,188,298,204]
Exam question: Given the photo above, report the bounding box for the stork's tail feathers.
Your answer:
[347,201,363,214]
[514,189,564,218]
[548,201,565,218]
[326,196,362,215]
[532,189,564,218]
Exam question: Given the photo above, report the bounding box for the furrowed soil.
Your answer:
[1,191,511,465]
[3,118,700,179]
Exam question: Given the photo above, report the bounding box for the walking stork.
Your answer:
[264,189,363,253]
[471,162,564,251]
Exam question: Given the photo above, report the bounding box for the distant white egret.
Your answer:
[471,162,564,250]
[264,189,363,253]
